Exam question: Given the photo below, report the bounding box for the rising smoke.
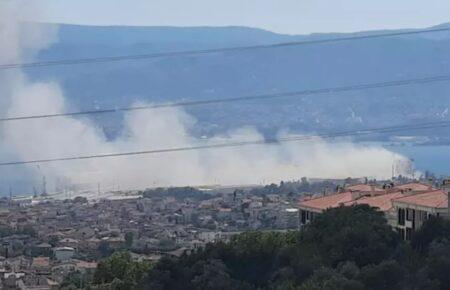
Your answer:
[0,1,409,195]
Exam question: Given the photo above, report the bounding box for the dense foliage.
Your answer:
[248,178,346,197]
[86,205,450,290]
[92,252,152,290]
[142,187,211,201]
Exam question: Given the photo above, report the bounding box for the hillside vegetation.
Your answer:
[67,205,450,290]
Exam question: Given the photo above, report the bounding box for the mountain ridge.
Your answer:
[27,22,450,141]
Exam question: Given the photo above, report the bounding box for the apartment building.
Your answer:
[298,182,448,240]
[392,189,449,240]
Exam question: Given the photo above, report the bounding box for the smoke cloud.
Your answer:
[0,1,409,195]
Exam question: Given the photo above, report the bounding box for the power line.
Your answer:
[1,27,450,70]
[2,74,450,123]
[1,120,449,167]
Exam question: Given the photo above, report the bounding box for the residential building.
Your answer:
[53,247,75,262]
[298,182,449,240]
[392,189,449,240]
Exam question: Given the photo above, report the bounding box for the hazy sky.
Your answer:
[25,0,450,34]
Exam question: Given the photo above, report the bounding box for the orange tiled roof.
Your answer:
[299,183,443,212]
[393,189,448,209]
[347,184,383,192]
[394,182,433,192]
[344,192,404,211]
[299,192,355,211]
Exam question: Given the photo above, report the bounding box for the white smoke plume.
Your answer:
[0,1,409,195]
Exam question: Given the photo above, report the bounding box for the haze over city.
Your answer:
[0,1,449,289]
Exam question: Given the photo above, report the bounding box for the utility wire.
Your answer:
[1,120,449,166]
[1,27,450,70]
[2,74,450,123]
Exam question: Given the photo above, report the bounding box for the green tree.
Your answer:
[49,235,59,247]
[298,267,364,290]
[412,217,450,252]
[125,232,134,249]
[422,240,450,290]
[83,205,450,290]
[191,259,245,290]
[60,271,89,289]
[73,196,88,204]
[300,205,400,267]
[98,241,112,258]
[358,260,406,290]
[93,252,151,290]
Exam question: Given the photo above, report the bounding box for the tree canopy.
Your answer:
[88,205,450,290]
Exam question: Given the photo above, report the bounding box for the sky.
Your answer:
[23,0,450,34]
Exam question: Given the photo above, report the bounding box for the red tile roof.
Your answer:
[393,190,448,209]
[344,192,404,211]
[394,182,433,192]
[347,184,383,192]
[299,192,355,211]
[299,183,443,213]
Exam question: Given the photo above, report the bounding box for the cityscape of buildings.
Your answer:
[0,177,448,289]
[0,184,300,289]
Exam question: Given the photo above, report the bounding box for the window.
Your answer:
[301,210,306,224]
[398,208,405,225]
[406,209,415,221]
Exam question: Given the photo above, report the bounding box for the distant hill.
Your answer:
[29,23,450,141]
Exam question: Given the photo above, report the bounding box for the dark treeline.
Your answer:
[71,205,450,290]
[141,178,352,201]
[248,178,343,197]
[141,187,211,201]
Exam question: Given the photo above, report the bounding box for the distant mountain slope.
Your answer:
[29,23,450,141]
